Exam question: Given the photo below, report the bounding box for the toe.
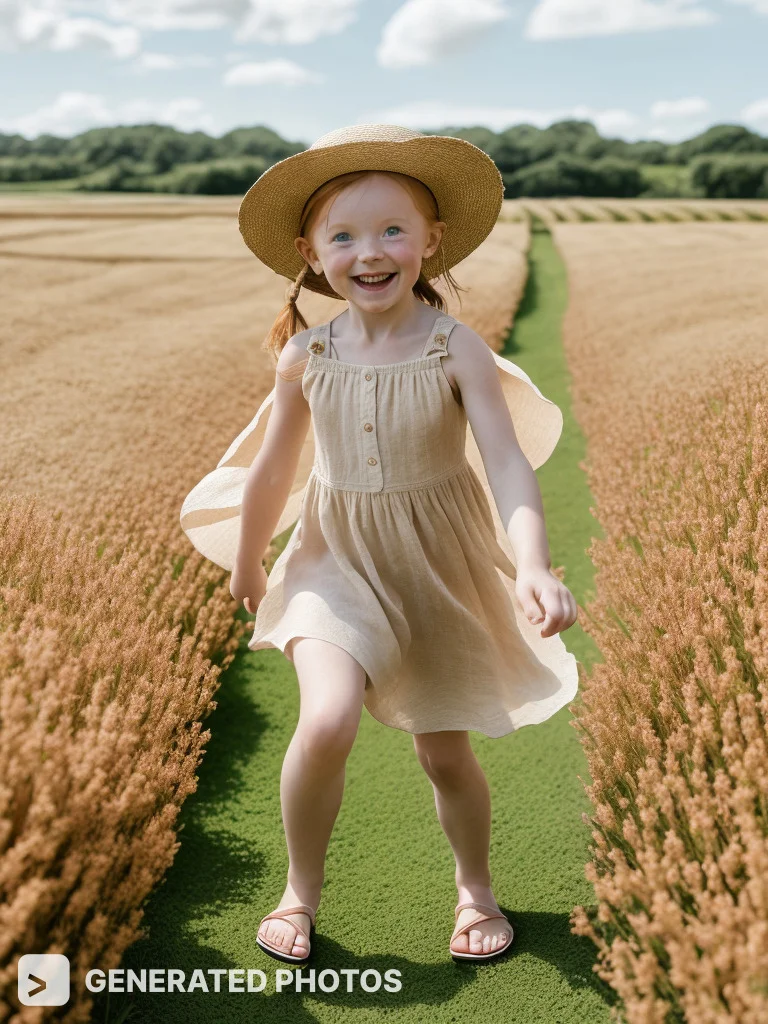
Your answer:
[452,909,511,956]
[469,924,510,954]
[260,914,310,958]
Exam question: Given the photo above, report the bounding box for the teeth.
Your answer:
[357,273,393,283]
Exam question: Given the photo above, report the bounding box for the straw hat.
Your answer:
[237,123,504,300]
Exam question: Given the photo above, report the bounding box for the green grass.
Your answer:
[93,223,613,1024]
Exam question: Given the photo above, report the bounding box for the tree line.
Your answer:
[1,121,766,199]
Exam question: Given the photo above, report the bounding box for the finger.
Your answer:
[516,584,543,623]
[539,593,567,636]
[523,592,546,623]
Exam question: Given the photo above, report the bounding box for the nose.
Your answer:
[357,236,385,263]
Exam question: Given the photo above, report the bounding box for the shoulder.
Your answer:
[275,327,314,382]
[277,326,313,366]
[449,321,492,355]
[448,322,497,376]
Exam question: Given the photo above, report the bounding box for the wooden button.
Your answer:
[434,333,446,345]
[363,423,373,431]
[364,372,372,380]
[367,457,377,465]
[309,338,325,353]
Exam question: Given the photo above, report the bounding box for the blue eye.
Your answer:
[332,228,400,242]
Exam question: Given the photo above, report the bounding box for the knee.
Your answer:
[414,735,472,785]
[297,712,357,766]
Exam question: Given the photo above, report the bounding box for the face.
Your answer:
[294,173,446,309]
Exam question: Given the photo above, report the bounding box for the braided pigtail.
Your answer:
[264,262,311,363]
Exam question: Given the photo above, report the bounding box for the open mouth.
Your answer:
[352,272,397,291]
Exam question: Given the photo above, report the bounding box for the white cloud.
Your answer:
[98,0,236,31]
[98,0,361,42]
[131,51,215,71]
[1,1,362,56]
[592,107,640,133]
[365,99,638,136]
[223,58,324,86]
[378,0,511,68]
[726,0,768,13]
[650,96,710,117]
[526,0,718,40]
[645,124,683,140]
[235,0,360,43]
[0,90,217,138]
[741,97,768,123]
[1,2,141,56]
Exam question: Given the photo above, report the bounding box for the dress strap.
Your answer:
[309,315,458,359]
[306,321,331,357]
[421,314,460,358]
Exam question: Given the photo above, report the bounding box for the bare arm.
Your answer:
[450,326,551,572]
[235,336,311,568]
[452,325,577,637]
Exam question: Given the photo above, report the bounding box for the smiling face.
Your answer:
[294,172,446,311]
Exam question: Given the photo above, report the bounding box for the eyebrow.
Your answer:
[325,215,412,232]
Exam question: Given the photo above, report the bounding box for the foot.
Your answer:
[257,878,321,960]
[257,907,312,959]
[451,881,511,956]
[450,905,512,956]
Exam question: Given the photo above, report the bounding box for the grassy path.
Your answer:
[102,221,615,1024]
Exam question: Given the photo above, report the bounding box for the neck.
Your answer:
[341,294,432,346]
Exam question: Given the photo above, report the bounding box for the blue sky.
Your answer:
[1,1,766,144]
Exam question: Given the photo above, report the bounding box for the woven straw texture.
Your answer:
[237,124,504,300]
[180,313,578,737]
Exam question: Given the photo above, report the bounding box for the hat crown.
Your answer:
[309,124,425,150]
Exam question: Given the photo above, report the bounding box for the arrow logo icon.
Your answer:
[18,954,70,1006]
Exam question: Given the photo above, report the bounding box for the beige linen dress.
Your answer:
[242,312,579,738]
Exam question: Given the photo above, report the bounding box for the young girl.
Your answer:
[180,124,579,966]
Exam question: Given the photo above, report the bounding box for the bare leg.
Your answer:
[258,637,367,958]
[413,730,511,955]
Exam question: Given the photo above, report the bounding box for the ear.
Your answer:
[423,220,447,260]
[295,236,323,276]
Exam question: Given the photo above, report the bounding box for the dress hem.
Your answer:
[249,627,376,687]
[249,626,580,740]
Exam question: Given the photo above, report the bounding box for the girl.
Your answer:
[180,124,579,966]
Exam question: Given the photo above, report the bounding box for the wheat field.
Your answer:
[1,193,766,1022]
[549,217,768,1021]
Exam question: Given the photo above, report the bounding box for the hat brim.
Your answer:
[237,136,504,300]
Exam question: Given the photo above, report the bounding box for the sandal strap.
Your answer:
[451,902,510,941]
[454,901,506,919]
[260,904,316,938]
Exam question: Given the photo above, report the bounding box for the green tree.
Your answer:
[505,154,645,198]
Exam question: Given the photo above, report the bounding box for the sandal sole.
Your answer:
[450,930,514,963]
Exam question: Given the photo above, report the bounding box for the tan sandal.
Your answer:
[256,903,316,964]
[450,901,514,962]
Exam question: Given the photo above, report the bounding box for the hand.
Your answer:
[230,559,269,616]
[514,565,578,638]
